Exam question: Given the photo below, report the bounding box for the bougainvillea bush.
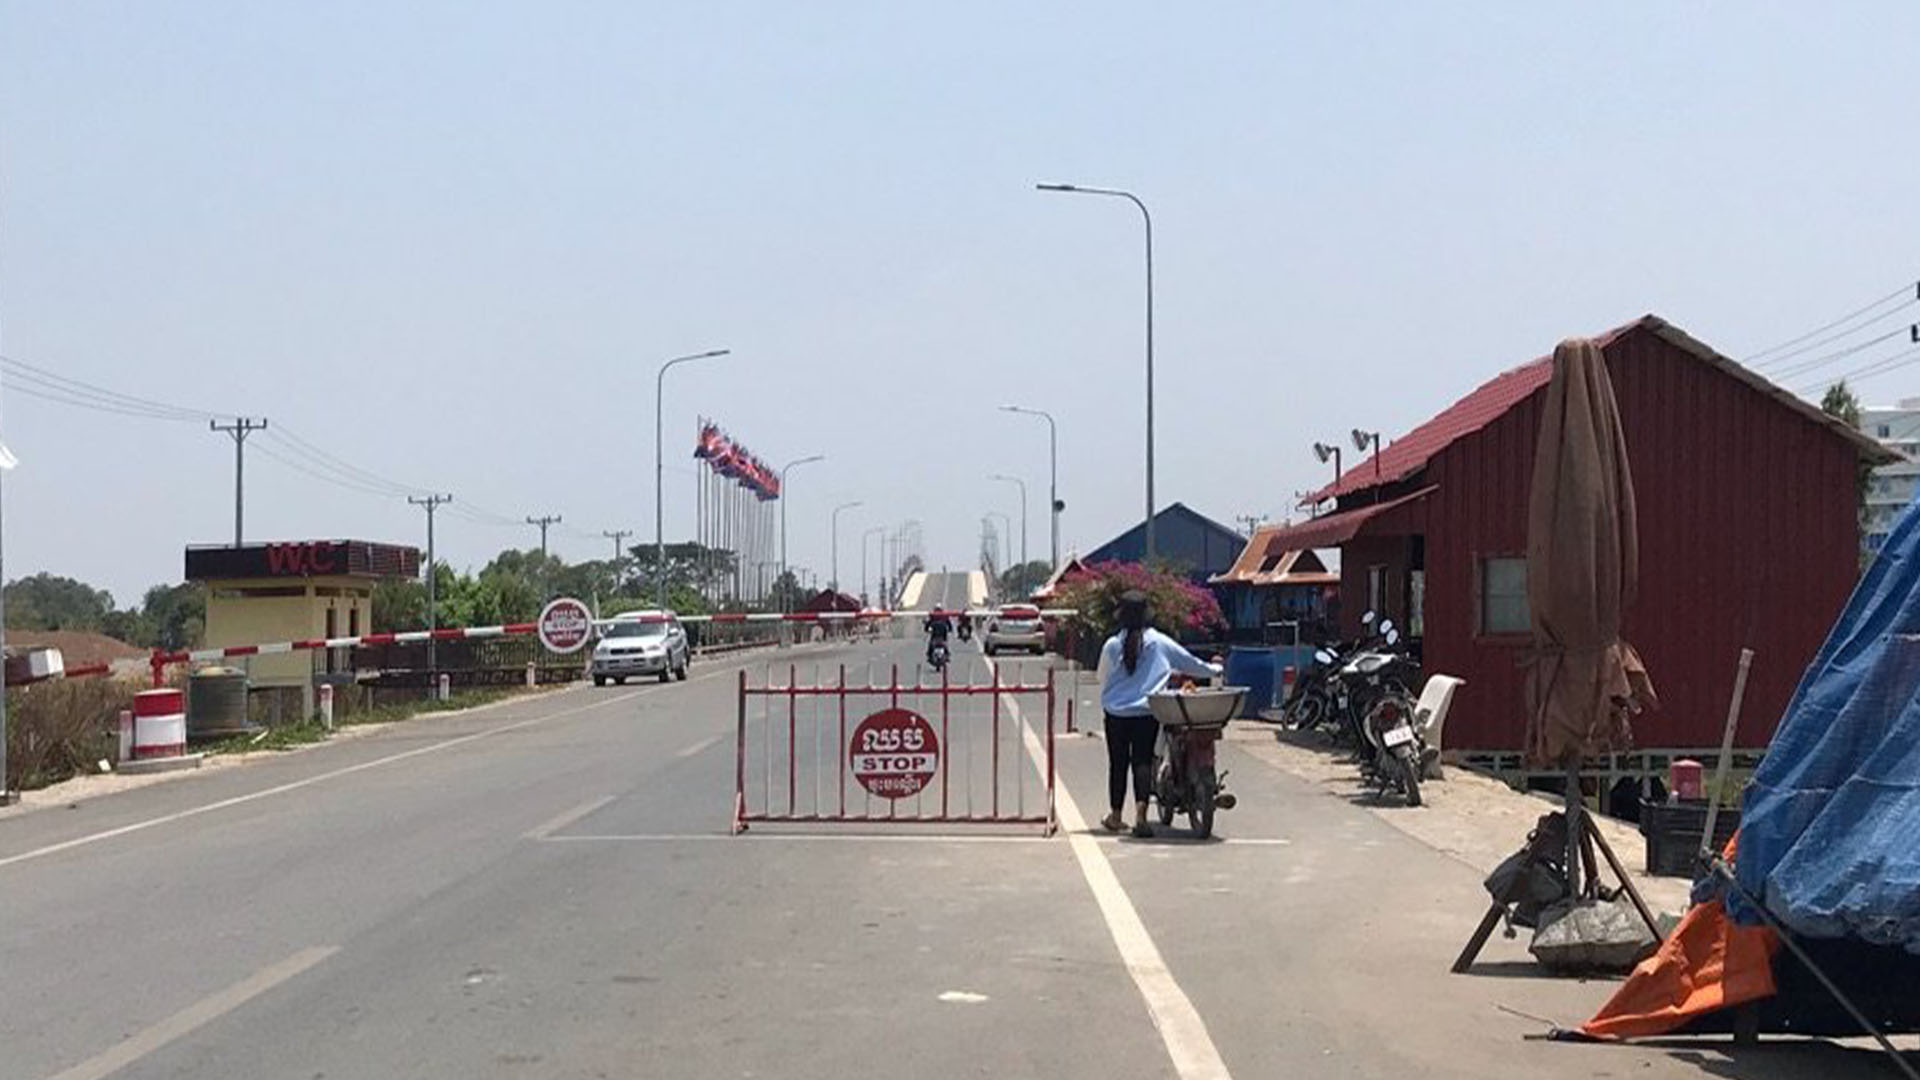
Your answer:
[1053,560,1225,648]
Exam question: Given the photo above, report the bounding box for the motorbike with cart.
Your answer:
[1146,685,1248,839]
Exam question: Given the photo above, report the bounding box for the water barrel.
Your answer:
[132,688,188,758]
[187,666,254,737]
[1224,646,1281,717]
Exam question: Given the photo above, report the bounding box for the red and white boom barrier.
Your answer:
[148,608,1075,686]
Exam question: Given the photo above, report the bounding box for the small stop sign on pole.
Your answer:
[537,597,593,654]
[849,707,939,800]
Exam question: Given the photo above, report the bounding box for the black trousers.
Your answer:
[1105,712,1159,811]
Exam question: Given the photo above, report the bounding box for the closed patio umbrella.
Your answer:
[1525,338,1656,768]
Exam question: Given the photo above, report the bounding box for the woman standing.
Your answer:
[1098,590,1222,837]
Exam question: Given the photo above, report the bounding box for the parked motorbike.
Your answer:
[1326,623,1429,806]
[1281,610,1383,733]
[1147,683,1245,839]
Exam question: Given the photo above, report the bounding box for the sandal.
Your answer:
[1100,812,1126,833]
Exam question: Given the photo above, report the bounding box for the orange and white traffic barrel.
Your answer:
[132,688,187,759]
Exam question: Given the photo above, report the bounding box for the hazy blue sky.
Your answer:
[6,3,1920,604]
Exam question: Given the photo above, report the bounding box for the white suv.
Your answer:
[591,611,690,685]
[983,605,1047,656]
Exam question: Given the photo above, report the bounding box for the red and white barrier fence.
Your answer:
[732,661,1056,833]
[148,607,1077,685]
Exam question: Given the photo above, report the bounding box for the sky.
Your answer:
[5,3,1920,605]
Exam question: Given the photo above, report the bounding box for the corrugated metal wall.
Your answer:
[1409,326,1862,751]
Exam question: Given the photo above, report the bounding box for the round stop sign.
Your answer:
[537,597,594,654]
[849,707,940,800]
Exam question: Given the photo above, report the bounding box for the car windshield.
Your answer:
[606,621,668,639]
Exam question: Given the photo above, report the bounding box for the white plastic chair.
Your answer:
[1414,673,1465,757]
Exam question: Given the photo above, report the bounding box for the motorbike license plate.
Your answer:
[1382,725,1416,748]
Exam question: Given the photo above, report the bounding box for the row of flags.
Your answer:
[694,419,780,500]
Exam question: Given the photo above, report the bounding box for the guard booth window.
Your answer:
[1479,556,1529,635]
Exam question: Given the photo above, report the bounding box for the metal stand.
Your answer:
[1452,776,1662,974]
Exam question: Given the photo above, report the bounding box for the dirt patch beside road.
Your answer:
[1227,725,1695,918]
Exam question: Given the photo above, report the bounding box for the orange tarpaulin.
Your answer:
[1583,839,1780,1039]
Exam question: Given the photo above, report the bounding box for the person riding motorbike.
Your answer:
[956,612,974,641]
[924,610,954,666]
[1097,591,1222,838]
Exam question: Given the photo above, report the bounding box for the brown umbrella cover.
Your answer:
[1524,338,1657,767]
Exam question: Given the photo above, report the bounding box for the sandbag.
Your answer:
[1531,898,1658,974]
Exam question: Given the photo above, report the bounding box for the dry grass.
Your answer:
[5,675,140,791]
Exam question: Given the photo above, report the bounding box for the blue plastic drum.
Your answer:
[1223,646,1281,717]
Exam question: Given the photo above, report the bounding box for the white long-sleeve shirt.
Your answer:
[1098,628,1222,717]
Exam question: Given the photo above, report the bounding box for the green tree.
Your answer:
[997,560,1053,601]
[140,583,205,650]
[5,573,114,632]
[1823,379,1873,528]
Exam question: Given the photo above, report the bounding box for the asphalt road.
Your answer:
[0,581,1874,1078]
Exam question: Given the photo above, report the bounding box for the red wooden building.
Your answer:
[1260,315,1892,762]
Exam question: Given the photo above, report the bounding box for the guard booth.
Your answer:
[185,540,421,720]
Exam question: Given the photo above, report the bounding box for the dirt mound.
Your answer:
[9,630,147,667]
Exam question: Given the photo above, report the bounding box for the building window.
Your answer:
[1479,556,1529,635]
[1367,565,1388,619]
[1878,424,1892,438]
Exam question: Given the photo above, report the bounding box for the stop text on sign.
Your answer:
[849,707,940,800]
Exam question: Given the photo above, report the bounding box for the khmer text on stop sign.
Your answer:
[849,707,939,799]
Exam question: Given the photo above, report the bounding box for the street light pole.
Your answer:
[990,474,1028,572]
[986,511,1013,574]
[1000,405,1059,570]
[1037,182,1154,560]
[861,525,885,606]
[655,348,730,611]
[830,501,863,592]
[778,454,825,611]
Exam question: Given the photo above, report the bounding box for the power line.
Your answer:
[1765,324,1916,382]
[1748,280,1919,365]
[1797,343,1920,395]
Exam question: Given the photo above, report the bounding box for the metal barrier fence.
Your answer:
[732,661,1055,833]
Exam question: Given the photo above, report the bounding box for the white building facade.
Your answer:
[1860,398,1920,552]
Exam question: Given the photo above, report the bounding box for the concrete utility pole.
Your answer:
[209,417,268,546]
[526,514,562,558]
[0,440,15,804]
[604,528,632,578]
[410,494,453,678]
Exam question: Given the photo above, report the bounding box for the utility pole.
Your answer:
[209,417,268,546]
[604,527,632,582]
[410,494,453,681]
[526,514,562,558]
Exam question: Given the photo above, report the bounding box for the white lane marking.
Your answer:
[939,990,989,1004]
[989,655,1234,1080]
[524,795,616,840]
[0,692,644,872]
[44,945,338,1080]
[538,832,1053,845]
[674,734,724,759]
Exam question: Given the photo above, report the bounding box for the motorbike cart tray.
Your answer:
[1148,687,1249,729]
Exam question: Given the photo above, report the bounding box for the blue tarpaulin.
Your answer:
[1735,494,1920,952]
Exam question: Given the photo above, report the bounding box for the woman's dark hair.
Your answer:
[1118,591,1149,675]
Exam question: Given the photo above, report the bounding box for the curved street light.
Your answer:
[830,500,863,593]
[989,474,1029,572]
[655,348,729,609]
[999,404,1060,570]
[1037,181,1155,559]
[779,454,825,611]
